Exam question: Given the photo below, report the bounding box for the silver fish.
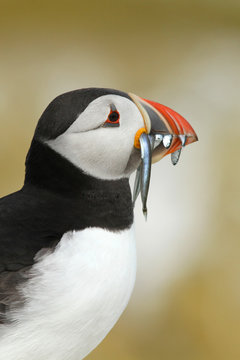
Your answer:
[139,133,153,218]
[171,148,182,165]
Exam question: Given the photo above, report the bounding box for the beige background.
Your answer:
[0,0,239,359]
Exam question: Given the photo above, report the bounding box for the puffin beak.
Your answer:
[129,93,198,218]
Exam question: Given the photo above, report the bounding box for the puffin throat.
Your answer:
[24,140,133,231]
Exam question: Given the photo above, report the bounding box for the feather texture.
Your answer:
[0,226,136,360]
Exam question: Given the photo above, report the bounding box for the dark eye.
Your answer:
[103,106,120,127]
[108,111,119,122]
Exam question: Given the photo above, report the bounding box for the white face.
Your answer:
[46,94,145,180]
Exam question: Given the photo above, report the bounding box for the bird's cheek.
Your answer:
[124,147,142,176]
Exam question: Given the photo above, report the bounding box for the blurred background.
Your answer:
[0,0,239,358]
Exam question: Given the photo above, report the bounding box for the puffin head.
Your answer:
[34,88,198,215]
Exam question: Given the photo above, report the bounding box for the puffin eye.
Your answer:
[103,105,120,127]
[108,111,119,122]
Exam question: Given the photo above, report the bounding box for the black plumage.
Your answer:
[0,141,133,322]
[0,88,134,323]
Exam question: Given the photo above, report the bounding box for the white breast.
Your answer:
[0,226,136,360]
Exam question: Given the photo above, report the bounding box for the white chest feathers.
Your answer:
[0,226,136,360]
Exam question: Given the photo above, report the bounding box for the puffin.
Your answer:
[0,88,197,359]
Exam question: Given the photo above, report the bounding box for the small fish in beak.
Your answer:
[131,93,198,217]
[171,148,182,165]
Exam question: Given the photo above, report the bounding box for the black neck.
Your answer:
[24,139,133,231]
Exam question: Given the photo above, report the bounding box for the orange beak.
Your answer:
[130,92,198,216]
[130,93,198,164]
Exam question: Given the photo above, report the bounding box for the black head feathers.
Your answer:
[34,88,131,140]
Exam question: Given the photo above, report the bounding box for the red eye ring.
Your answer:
[106,110,120,123]
[104,108,120,127]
